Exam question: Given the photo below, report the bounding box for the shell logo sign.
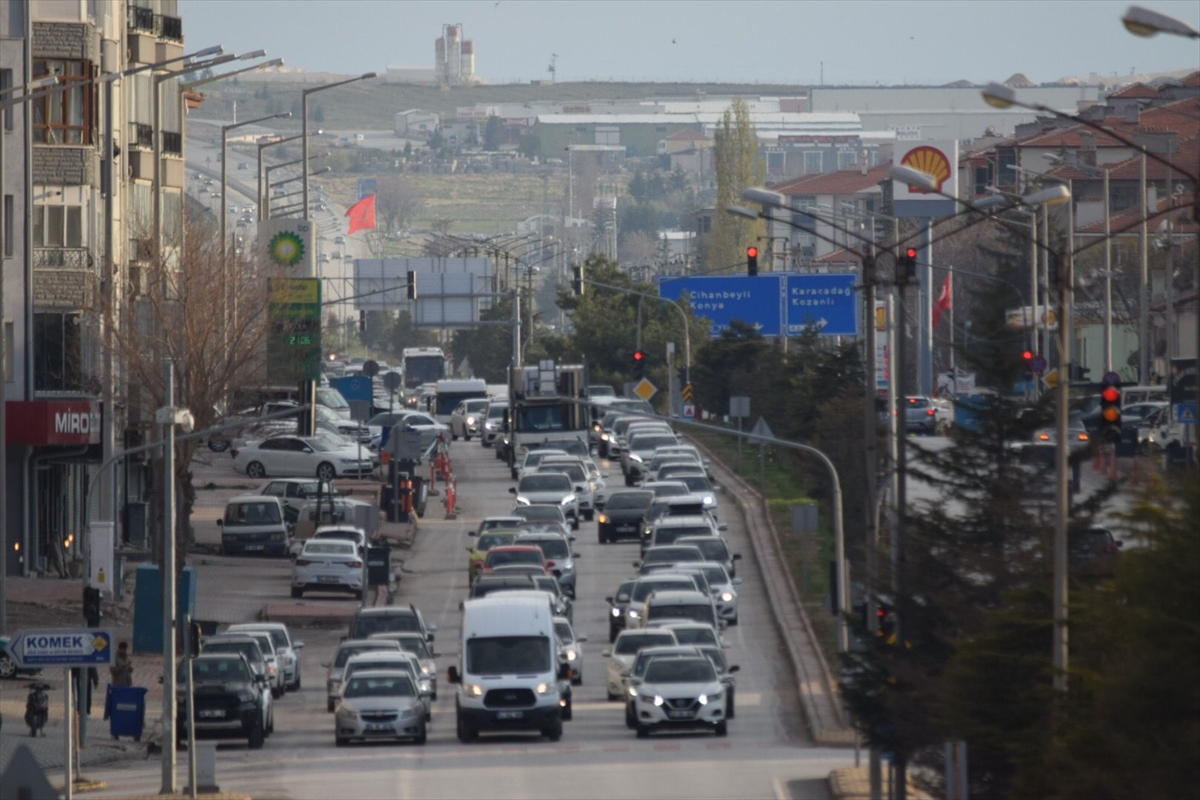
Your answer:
[899,145,952,194]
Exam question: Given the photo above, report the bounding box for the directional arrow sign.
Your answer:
[10,628,114,668]
[749,417,776,441]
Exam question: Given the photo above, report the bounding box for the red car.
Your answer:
[481,545,548,576]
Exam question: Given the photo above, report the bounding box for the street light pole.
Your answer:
[302,73,376,224]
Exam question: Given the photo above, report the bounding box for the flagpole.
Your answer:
[947,273,955,396]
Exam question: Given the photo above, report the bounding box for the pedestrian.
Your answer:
[110,641,134,686]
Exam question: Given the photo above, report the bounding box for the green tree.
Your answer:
[518,133,541,160]
[483,115,504,151]
[556,255,700,398]
[708,98,764,271]
[1028,474,1200,800]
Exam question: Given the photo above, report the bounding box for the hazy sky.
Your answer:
[181,0,1200,86]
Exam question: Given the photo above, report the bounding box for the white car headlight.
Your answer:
[560,495,575,505]
[466,416,476,425]
[611,607,621,617]
[339,708,358,719]
[653,695,664,707]
[418,680,431,693]
[535,682,552,695]
[565,649,578,662]
[516,496,531,506]
[629,686,638,698]
[465,683,484,698]
[398,708,417,719]
[703,495,715,506]
[601,433,609,441]
[628,609,640,619]
[629,453,643,463]
[420,665,432,675]
[721,591,735,602]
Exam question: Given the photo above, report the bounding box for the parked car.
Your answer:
[217,496,290,557]
[231,436,374,481]
[290,539,364,599]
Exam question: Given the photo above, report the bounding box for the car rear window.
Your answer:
[519,474,571,492]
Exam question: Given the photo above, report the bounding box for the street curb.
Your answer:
[688,437,856,747]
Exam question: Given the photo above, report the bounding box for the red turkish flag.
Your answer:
[345,194,376,235]
[932,272,952,327]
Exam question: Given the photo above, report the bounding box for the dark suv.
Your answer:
[178,654,268,749]
[350,605,436,643]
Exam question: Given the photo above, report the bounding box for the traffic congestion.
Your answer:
[175,378,785,755]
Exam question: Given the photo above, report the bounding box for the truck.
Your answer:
[401,347,447,392]
[432,379,488,425]
[447,595,567,742]
[506,361,588,470]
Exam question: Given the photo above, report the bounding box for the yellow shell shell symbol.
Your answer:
[900,146,951,193]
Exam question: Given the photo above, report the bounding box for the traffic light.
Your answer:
[746,246,758,277]
[897,247,918,283]
[82,586,101,626]
[1099,373,1122,441]
[633,349,646,378]
[358,310,366,334]
[876,601,896,644]
[1023,350,1034,369]
[406,270,417,300]
[572,265,584,296]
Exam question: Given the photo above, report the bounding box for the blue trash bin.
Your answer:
[106,685,148,741]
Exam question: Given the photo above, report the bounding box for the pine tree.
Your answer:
[708,98,764,271]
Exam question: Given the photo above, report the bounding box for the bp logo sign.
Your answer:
[268,230,306,268]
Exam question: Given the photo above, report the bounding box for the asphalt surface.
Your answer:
[77,439,854,799]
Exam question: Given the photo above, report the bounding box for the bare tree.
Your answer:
[103,206,273,571]
[376,176,427,232]
[619,231,658,267]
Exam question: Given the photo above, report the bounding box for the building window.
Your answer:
[32,60,94,145]
[32,205,83,248]
[3,195,12,257]
[838,150,857,170]
[34,312,84,392]
[1,69,12,131]
[803,151,823,174]
[4,321,12,383]
[767,151,785,173]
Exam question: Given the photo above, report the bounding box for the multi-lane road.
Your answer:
[84,438,853,799]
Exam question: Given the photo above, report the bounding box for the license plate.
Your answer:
[496,710,524,720]
[198,709,225,719]
[617,526,634,533]
[244,545,264,551]
[667,710,694,720]
[364,722,393,732]
[317,575,340,583]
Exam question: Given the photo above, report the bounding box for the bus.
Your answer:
[401,347,447,391]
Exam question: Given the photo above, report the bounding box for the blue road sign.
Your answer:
[331,375,373,403]
[785,273,858,337]
[1030,355,1048,376]
[659,275,785,337]
[1176,401,1197,424]
[10,629,114,668]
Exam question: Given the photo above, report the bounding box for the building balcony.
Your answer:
[159,15,183,42]
[130,148,154,181]
[127,5,155,34]
[34,247,92,269]
[130,122,153,150]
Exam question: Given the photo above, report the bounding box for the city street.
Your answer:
[73,440,852,799]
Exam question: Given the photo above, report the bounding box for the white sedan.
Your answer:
[291,539,364,599]
[231,435,374,481]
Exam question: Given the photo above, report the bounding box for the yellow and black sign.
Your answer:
[681,383,694,403]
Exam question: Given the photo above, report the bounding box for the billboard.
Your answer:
[893,140,959,218]
[353,257,494,326]
[258,218,316,277]
[658,275,785,337]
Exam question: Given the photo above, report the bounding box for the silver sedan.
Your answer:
[334,671,427,746]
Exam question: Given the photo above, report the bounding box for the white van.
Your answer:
[216,495,290,557]
[448,595,568,742]
[433,379,488,425]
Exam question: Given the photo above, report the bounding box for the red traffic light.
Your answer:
[1101,386,1120,403]
[1022,350,1033,360]
[905,247,918,259]
[633,350,645,362]
[746,246,758,258]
